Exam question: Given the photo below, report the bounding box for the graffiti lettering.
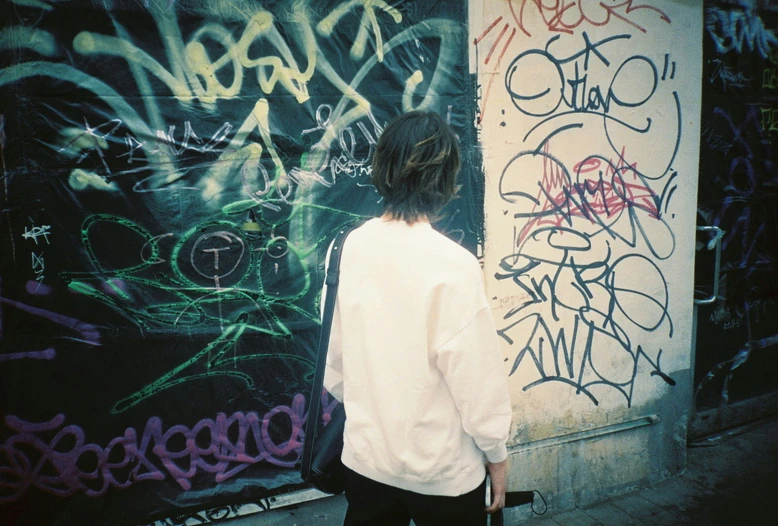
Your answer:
[21,224,51,245]
[512,0,670,37]
[59,118,122,176]
[501,145,671,255]
[762,67,778,88]
[710,59,751,89]
[759,105,778,133]
[56,214,333,412]
[488,1,682,405]
[0,1,472,518]
[706,5,778,59]
[497,236,675,406]
[505,32,667,139]
[0,392,336,502]
[317,0,403,62]
[697,3,778,407]
[30,251,45,290]
[481,0,671,41]
[0,3,461,206]
[474,1,671,122]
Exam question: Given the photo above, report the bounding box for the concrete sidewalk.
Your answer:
[515,413,778,525]
[234,413,778,525]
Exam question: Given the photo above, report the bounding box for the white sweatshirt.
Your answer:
[323,218,511,497]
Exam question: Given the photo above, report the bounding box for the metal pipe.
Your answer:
[695,226,724,305]
[508,414,660,453]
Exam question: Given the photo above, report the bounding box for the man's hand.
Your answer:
[485,459,507,514]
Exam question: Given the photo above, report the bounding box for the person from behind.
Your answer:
[323,110,512,526]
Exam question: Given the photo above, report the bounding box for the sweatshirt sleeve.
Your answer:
[434,305,512,463]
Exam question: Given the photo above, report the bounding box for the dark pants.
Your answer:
[343,466,487,526]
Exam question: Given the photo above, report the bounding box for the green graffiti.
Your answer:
[170,221,255,288]
[2,0,465,413]
[58,210,363,411]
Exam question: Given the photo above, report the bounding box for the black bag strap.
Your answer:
[300,220,362,480]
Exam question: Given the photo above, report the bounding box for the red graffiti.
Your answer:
[474,1,671,123]
[474,16,517,124]
[514,145,659,247]
[507,0,670,37]
[0,392,335,502]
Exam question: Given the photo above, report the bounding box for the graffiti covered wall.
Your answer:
[474,0,702,447]
[0,1,475,524]
[695,0,778,415]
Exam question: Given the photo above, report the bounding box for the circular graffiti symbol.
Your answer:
[610,255,669,332]
[191,231,246,280]
[505,50,564,117]
[172,222,254,288]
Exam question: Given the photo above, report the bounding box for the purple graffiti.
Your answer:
[25,280,53,296]
[0,348,56,363]
[0,393,334,502]
[0,295,100,345]
[705,106,775,280]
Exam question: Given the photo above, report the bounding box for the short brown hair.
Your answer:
[371,111,461,223]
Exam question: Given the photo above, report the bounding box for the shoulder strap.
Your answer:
[300,220,363,479]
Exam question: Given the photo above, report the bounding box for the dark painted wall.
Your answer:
[696,0,778,412]
[0,1,475,524]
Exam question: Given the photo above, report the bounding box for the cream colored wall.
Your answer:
[470,1,703,450]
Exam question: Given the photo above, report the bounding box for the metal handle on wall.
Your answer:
[695,226,724,305]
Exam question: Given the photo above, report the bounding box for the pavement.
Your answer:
[226,412,778,525]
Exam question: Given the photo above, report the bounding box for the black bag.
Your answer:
[303,402,346,494]
[298,222,361,495]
